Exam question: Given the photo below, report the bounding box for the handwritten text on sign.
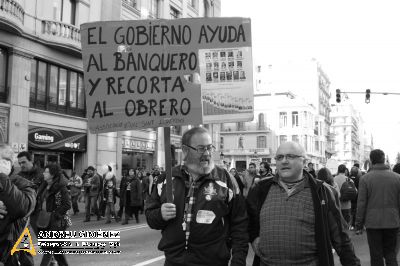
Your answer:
[81,18,252,133]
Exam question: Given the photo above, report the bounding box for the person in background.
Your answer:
[83,166,101,222]
[0,144,36,265]
[145,127,248,266]
[230,168,245,195]
[243,163,260,197]
[393,163,400,256]
[334,164,352,226]
[349,166,361,230]
[68,171,82,215]
[356,149,400,265]
[247,141,360,266]
[149,165,161,195]
[17,151,44,265]
[317,167,340,207]
[258,162,274,182]
[78,168,88,203]
[307,162,317,178]
[37,163,71,266]
[103,172,119,224]
[120,168,142,224]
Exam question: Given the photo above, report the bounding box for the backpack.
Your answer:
[340,178,358,201]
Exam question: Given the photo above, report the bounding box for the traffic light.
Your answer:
[365,89,371,103]
[336,89,341,103]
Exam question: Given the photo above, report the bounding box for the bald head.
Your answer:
[275,141,307,181]
[276,141,306,157]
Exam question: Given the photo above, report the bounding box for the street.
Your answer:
[30,201,399,266]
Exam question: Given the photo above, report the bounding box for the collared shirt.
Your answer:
[258,175,318,266]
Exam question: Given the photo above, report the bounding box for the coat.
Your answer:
[246,171,360,266]
[0,173,36,264]
[83,173,101,197]
[37,176,72,231]
[120,176,142,207]
[146,165,248,266]
[356,163,400,229]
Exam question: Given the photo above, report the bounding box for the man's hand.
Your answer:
[251,237,261,257]
[0,200,7,219]
[161,203,176,221]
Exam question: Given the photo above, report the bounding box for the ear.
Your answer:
[182,147,189,161]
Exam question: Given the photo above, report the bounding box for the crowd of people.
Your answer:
[145,126,400,266]
[1,126,400,265]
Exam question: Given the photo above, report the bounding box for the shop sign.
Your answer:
[28,127,87,152]
[122,138,155,151]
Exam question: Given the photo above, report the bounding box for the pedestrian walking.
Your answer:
[230,168,245,195]
[356,149,400,265]
[83,166,101,222]
[146,127,248,266]
[317,167,340,206]
[247,141,360,266]
[68,171,82,215]
[334,164,353,226]
[37,163,71,266]
[103,172,119,224]
[120,168,142,224]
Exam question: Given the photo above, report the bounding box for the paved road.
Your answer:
[30,202,400,265]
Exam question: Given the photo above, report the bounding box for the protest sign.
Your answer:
[81,17,253,134]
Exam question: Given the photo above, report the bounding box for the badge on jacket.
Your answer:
[203,183,217,201]
[196,210,216,224]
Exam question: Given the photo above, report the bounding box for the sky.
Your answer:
[222,0,400,162]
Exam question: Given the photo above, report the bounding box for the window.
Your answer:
[315,141,319,151]
[49,0,76,25]
[292,135,299,142]
[279,112,287,128]
[220,136,224,149]
[292,111,298,127]
[258,113,265,129]
[189,0,197,8]
[279,135,287,144]
[149,0,159,18]
[170,6,180,19]
[0,48,7,102]
[257,136,267,148]
[237,122,245,131]
[303,111,308,128]
[125,0,137,9]
[30,59,85,117]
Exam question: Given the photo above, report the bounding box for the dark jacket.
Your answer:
[0,173,36,263]
[145,165,248,266]
[18,166,44,191]
[37,176,71,230]
[246,171,360,266]
[356,163,400,229]
[120,176,142,207]
[83,173,101,197]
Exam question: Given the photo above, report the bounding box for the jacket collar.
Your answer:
[173,165,224,183]
[273,170,320,188]
[371,163,390,171]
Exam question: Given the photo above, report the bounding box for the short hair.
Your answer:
[353,163,360,168]
[337,164,347,174]
[182,127,209,146]
[249,162,256,168]
[350,166,359,177]
[108,165,112,172]
[87,166,95,171]
[393,163,400,174]
[308,162,314,167]
[17,151,32,161]
[370,149,385,165]
[317,167,333,186]
[44,163,62,178]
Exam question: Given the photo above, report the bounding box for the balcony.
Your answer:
[0,0,24,35]
[40,20,81,55]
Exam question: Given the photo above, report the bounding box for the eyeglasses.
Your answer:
[275,154,304,161]
[183,144,215,154]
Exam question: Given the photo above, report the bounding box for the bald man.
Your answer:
[247,142,360,266]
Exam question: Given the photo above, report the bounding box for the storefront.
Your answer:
[28,126,87,177]
[121,137,156,175]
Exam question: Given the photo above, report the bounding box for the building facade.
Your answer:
[0,0,220,178]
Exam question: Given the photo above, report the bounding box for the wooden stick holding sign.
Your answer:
[163,126,173,203]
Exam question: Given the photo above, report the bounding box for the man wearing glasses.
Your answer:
[247,141,360,266]
[146,127,248,266]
